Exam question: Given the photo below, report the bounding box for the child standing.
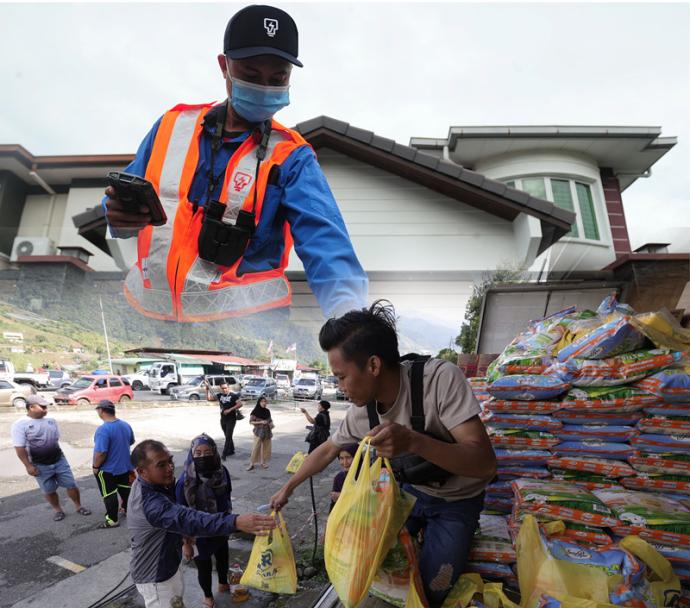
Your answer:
[329,443,358,512]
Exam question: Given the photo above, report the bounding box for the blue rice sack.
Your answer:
[555,424,638,443]
[488,374,571,401]
[494,449,552,467]
[635,365,690,403]
[553,440,635,461]
[557,316,647,362]
[631,433,690,454]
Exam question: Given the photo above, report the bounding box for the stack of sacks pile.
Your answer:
[462,295,690,591]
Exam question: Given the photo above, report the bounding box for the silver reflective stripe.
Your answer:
[145,109,202,291]
[127,108,204,319]
[181,276,290,319]
[125,266,173,316]
[222,129,289,224]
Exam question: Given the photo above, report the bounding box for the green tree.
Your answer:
[436,348,458,364]
[307,359,327,372]
[455,266,526,354]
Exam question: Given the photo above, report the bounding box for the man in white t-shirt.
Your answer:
[271,301,496,607]
[11,395,92,521]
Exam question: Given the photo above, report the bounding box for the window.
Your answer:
[503,176,601,241]
[110,378,122,387]
[0,381,12,389]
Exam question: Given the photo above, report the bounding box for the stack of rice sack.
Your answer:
[465,513,518,589]
[463,295,690,593]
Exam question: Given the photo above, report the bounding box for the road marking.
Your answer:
[46,555,86,573]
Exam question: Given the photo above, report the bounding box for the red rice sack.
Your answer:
[547,456,636,478]
[557,349,683,387]
[637,417,690,436]
[488,413,563,432]
[484,399,564,414]
[512,479,619,527]
[509,513,613,546]
[488,428,560,449]
[621,474,690,494]
[560,386,660,412]
[555,424,637,443]
[554,410,643,426]
[592,487,690,548]
[552,440,635,461]
[643,404,690,417]
[631,433,690,454]
[557,316,647,362]
[629,453,690,475]
[488,375,571,401]
[497,465,552,480]
[468,540,516,564]
[549,469,619,490]
[635,365,690,403]
[495,449,552,467]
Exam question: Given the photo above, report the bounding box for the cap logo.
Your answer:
[264,18,279,37]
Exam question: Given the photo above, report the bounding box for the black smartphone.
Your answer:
[106,171,167,227]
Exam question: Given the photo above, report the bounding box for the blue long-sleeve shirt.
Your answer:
[128,477,238,584]
[104,104,368,317]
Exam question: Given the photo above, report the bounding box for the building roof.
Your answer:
[409,125,676,192]
[3,116,576,256]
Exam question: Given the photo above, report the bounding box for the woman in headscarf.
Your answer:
[301,399,331,454]
[175,434,232,608]
[246,396,273,471]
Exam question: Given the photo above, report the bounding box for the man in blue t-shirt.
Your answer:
[93,400,135,529]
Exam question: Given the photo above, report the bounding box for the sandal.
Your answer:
[76,507,92,516]
[97,520,119,529]
[53,511,66,522]
[261,464,269,469]
[245,465,254,471]
[202,598,215,608]
[217,583,230,593]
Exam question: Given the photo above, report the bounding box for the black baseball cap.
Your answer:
[96,400,116,413]
[224,5,303,68]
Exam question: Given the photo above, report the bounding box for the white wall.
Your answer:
[17,193,68,244]
[475,150,616,274]
[287,148,525,273]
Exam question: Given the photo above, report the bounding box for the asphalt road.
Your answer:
[0,395,348,608]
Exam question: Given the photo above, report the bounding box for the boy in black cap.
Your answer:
[103,4,368,322]
[93,400,135,529]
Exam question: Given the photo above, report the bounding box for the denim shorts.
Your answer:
[35,456,77,494]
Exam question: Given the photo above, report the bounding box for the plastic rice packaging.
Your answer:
[555,349,683,387]
[497,465,552,480]
[488,375,571,401]
[631,433,690,454]
[592,487,690,547]
[486,480,514,497]
[634,540,690,565]
[552,440,635,461]
[547,456,636,478]
[637,416,690,435]
[475,514,512,542]
[488,428,560,449]
[635,365,690,403]
[468,540,516,564]
[464,562,517,586]
[560,386,660,412]
[643,403,690,417]
[484,496,513,514]
[557,316,647,362]
[555,424,638,443]
[512,479,619,527]
[484,399,564,414]
[486,354,555,383]
[549,469,619,490]
[554,410,643,426]
[495,449,552,467]
[487,413,563,432]
[629,453,690,476]
[621,474,690,494]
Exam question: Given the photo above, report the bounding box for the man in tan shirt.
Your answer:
[271,300,496,607]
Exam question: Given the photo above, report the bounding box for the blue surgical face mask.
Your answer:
[229,76,290,124]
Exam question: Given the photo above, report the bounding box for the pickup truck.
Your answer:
[0,360,50,388]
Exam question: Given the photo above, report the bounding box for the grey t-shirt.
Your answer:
[331,358,490,501]
[11,416,63,464]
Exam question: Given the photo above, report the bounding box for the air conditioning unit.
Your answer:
[10,237,56,262]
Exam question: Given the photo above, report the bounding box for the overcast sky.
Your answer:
[1,2,688,248]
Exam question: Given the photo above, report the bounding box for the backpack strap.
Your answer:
[409,357,428,433]
[367,401,380,430]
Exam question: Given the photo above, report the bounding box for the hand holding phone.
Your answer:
[105,172,167,228]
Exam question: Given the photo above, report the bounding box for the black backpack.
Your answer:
[366,354,455,486]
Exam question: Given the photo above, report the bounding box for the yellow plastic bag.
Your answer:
[632,309,690,352]
[325,437,415,608]
[240,512,297,594]
[285,450,306,474]
[619,534,681,607]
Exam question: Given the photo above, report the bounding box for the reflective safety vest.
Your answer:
[123,102,311,322]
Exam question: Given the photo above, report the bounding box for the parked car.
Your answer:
[241,377,278,400]
[335,385,347,400]
[124,369,152,391]
[54,374,133,406]
[170,374,239,401]
[274,374,291,390]
[0,379,35,408]
[239,374,263,388]
[322,375,338,390]
[48,370,72,389]
[292,377,323,401]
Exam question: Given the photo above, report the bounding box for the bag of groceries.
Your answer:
[325,437,415,608]
[285,450,306,474]
[240,511,297,594]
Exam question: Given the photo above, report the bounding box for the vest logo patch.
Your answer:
[264,18,279,37]
[233,172,253,192]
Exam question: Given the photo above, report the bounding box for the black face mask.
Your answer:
[193,455,219,476]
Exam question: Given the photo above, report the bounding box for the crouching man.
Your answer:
[271,301,496,607]
[129,439,275,608]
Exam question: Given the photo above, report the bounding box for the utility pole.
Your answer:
[99,296,113,374]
